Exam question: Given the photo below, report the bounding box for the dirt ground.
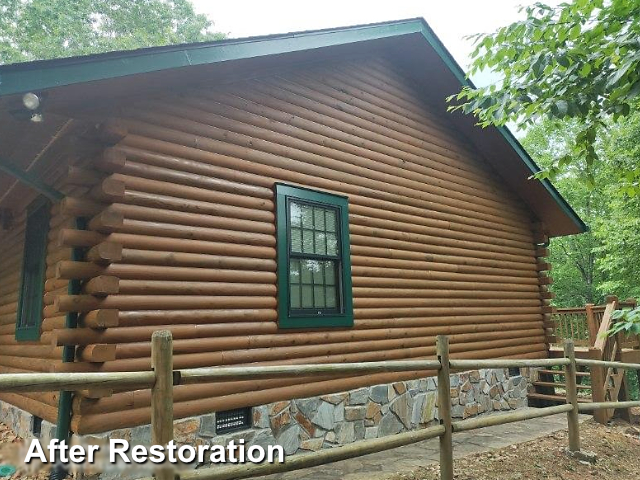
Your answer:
[2,419,640,479]
[389,419,640,480]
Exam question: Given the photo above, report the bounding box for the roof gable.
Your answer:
[0,18,586,236]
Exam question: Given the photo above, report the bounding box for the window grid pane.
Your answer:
[287,199,343,314]
[289,258,340,312]
[289,200,340,258]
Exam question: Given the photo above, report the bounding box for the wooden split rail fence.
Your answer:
[1,332,640,480]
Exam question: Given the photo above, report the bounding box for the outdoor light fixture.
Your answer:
[22,92,40,111]
[21,92,44,122]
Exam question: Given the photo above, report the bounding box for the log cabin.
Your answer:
[0,18,586,455]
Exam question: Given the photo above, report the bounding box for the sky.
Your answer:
[191,0,535,82]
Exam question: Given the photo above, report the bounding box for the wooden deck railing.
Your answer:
[549,296,639,422]
[552,305,605,346]
[552,297,638,348]
[2,333,640,480]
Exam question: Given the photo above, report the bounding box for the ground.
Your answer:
[1,418,639,479]
[389,419,640,480]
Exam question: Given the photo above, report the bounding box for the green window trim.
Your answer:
[275,184,353,329]
[15,197,51,341]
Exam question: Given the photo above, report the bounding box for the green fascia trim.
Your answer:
[0,158,64,201]
[275,183,353,329]
[0,20,423,96]
[414,22,587,234]
[15,197,51,342]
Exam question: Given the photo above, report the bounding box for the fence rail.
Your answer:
[1,332,639,480]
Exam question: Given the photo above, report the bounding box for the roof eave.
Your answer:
[0,17,587,236]
[0,19,425,96]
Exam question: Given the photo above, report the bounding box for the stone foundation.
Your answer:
[81,368,529,454]
[0,400,57,444]
[0,368,530,473]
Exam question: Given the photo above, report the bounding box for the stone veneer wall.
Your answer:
[87,368,530,455]
[0,368,535,474]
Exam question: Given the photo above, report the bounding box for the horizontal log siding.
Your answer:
[2,56,545,434]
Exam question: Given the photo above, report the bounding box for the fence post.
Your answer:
[151,330,174,480]
[564,339,581,452]
[437,335,453,480]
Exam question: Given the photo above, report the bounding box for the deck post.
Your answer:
[588,347,607,424]
[151,330,174,480]
[564,340,581,452]
[436,335,454,480]
[585,304,597,345]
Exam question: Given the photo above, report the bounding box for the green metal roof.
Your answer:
[0,20,425,96]
[0,18,586,235]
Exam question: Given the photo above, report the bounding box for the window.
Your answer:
[275,184,353,329]
[15,198,50,341]
[508,367,521,377]
[216,407,252,434]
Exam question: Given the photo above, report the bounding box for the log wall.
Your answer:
[0,55,549,434]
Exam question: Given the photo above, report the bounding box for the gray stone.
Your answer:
[566,448,597,464]
[40,422,57,445]
[312,401,335,430]
[276,424,302,455]
[199,414,217,437]
[411,394,426,426]
[390,393,412,429]
[378,412,404,436]
[365,426,379,439]
[250,429,276,449]
[421,392,437,424]
[226,430,256,447]
[333,401,345,422]
[354,420,365,440]
[459,389,475,405]
[406,379,420,391]
[300,437,324,451]
[335,422,356,444]
[345,406,366,421]
[388,385,398,402]
[321,393,348,405]
[370,385,389,404]
[481,381,491,395]
[451,404,465,418]
[296,398,321,419]
[129,424,151,446]
[349,388,369,405]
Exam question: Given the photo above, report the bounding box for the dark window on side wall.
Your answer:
[15,198,50,341]
[275,184,353,329]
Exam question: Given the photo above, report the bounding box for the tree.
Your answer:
[521,119,607,306]
[450,0,640,192]
[0,0,225,65]
[593,113,640,300]
[522,113,640,305]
